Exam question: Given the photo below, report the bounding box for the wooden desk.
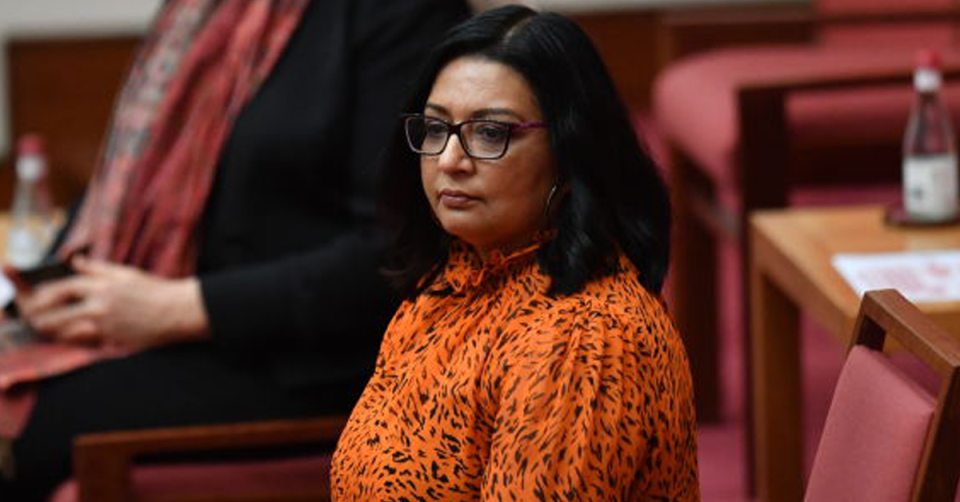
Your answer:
[0,214,8,250]
[749,205,960,502]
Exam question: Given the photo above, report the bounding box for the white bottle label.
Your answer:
[7,226,43,268]
[903,154,959,221]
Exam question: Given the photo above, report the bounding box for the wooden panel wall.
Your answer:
[571,2,814,113]
[570,11,662,112]
[2,35,141,208]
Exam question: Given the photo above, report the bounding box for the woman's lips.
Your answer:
[439,189,477,209]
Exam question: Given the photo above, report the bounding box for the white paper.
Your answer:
[832,250,960,303]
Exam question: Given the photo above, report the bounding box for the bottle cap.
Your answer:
[15,134,47,180]
[916,49,941,70]
[914,49,943,92]
[17,133,45,156]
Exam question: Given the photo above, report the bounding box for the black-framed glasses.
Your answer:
[403,114,546,160]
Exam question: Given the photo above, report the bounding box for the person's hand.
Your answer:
[15,257,209,350]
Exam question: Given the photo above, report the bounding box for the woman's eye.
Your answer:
[476,125,508,143]
[425,123,448,137]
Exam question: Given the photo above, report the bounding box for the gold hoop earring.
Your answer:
[543,183,559,221]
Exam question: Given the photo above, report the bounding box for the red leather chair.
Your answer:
[802,289,960,502]
[652,0,960,421]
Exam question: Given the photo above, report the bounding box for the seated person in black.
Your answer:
[0,0,470,499]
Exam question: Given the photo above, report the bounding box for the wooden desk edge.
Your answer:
[751,211,857,337]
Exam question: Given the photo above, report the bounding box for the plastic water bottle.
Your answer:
[902,49,959,223]
[7,134,55,268]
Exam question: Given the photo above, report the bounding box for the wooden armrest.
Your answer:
[855,290,960,378]
[73,416,348,502]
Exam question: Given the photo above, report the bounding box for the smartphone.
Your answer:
[11,259,75,288]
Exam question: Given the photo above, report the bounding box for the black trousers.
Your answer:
[0,343,365,502]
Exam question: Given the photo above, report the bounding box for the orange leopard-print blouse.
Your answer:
[331,241,700,501]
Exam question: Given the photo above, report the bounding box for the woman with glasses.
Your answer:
[331,5,700,502]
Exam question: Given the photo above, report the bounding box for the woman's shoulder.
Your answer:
[494,255,681,359]
[488,255,691,402]
[546,256,674,333]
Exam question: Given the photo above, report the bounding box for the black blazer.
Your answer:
[196,0,470,390]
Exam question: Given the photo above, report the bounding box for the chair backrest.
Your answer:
[803,289,960,502]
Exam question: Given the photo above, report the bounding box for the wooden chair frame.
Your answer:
[848,290,960,502]
[71,416,347,502]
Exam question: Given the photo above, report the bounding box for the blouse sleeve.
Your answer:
[480,300,700,502]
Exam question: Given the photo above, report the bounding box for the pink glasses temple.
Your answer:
[514,121,546,130]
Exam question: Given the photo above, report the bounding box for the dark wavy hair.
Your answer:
[378,5,670,299]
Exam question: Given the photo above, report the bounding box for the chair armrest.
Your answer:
[73,416,348,502]
[855,290,960,377]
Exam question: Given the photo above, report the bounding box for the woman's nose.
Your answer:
[437,134,472,172]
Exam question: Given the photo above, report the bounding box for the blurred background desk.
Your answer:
[750,205,960,502]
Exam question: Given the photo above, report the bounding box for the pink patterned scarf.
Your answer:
[60,0,308,277]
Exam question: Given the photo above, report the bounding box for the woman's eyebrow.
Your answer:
[424,103,524,121]
[424,103,449,116]
[471,108,522,120]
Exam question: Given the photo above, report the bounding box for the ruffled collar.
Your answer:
[427,237,548,295]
